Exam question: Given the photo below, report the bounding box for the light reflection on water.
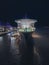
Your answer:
[11,37,16,49]
[0,33,41,65]
[0,32,41,65]
[0,36,3,49]
[0,37,3,41]
[10,37,20,55]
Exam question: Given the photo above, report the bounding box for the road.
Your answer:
[0,27,49,65]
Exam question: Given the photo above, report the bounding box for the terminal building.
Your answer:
[15,19,37,65]
[15,19,37,32]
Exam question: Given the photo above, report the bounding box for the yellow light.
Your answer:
[32,33,42,38]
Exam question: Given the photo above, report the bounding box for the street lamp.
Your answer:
[15,19,37,65]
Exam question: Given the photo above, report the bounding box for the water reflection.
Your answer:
[0,29,48,65]
[10,37,19,55]
[0,37,3,41]
[10,32,40,65]
[0,36,3,52]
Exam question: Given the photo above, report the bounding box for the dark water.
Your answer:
[0,28,49,65]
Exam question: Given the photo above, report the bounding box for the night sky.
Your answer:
[0,0,49,27]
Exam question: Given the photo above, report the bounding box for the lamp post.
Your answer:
[15,19,37,65]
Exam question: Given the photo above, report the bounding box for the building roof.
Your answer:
[15,19,37,24]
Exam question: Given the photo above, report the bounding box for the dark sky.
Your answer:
[0,0,49,27]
